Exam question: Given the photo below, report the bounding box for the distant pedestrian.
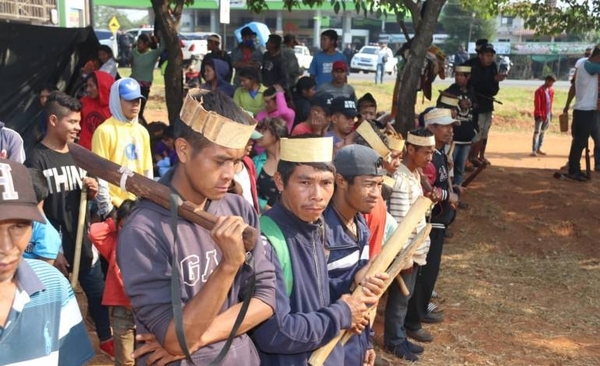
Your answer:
[531,74,557,156]
[308,29,347,87]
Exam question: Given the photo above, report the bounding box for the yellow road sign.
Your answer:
[108,16,120,35]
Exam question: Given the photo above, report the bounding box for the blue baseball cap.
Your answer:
[118,78,145,101]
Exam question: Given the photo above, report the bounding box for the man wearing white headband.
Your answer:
[384,128,435,361]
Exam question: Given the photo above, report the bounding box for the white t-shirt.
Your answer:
[573,58,598,111]
[234,164,255,210]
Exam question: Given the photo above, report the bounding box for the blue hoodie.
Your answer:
[201,59,235,98]
[252,203,352,366]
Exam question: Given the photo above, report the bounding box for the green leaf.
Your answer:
[334,1,341,13]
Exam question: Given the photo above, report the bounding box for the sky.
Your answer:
[121,9,149,21]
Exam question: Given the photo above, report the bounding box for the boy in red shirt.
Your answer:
[532,74,557,156]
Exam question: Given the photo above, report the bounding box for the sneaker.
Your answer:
[530,151,537,157]
[99,339,115,361]
[567,171,588,182]
[422,311,445,324]
[536,150,547,156]
[407,328,434,343]
[385,342,419,362]
[405,339,425,354]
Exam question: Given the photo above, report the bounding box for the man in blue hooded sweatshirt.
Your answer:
[252,136,382,366]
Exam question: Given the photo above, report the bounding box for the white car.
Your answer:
[180,32,209,60]
[294,45,313,70]
[94,29,119,59]
[350,46,396,74]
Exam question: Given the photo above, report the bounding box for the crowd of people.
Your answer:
[13,27,600,366]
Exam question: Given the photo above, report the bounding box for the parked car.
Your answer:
[94,29,119,59]
[294,45,313,71]
[179,32,209,60]
[350,45,396,74]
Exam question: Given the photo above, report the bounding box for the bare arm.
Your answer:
[563,82,576,114]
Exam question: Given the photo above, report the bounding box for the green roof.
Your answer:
[93,0,334,11]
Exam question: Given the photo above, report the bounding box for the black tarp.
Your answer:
[0,22,99,152]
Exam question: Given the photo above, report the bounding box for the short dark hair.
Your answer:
[238,67,259,82]
[39,83,57,94]
[174,90,252,154]
[84,72,97,86]
[357,93,377,110]
[263,86,276,99]
[98,45,114,58]
[28,168,48,203]
[321,29,338,42]
[406,127,433,151]
[138,33,151,44]
[117,199,136,223]
[44,91,81,119]
[257,117,288,140]
[295,76,315,94]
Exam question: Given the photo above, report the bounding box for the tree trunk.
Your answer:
[151,0,184,124]
[394,0,446,137]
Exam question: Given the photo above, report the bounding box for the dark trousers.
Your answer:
[139,86,151,124]
[405,228,445,331]
[568,109,598,174]
[79,261,112,341]
[384,264,419,347]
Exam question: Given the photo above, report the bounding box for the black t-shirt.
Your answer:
[25,143,94,272]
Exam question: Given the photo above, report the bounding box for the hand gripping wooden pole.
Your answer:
[308,196,432,366]
[67,142,257,251]
[339,224,432,347]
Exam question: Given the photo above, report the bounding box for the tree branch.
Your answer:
[402,0,421,28]
[399,18,411,41]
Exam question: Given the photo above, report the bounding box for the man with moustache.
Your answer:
[252,136,380,365]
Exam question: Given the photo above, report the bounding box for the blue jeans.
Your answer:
[375,63,384,84]
[532,117,550,152]
[384,264,418,347]
[453,144,471,186]
[79,261,112,341]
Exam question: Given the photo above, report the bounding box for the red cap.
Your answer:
[332,60,347,72]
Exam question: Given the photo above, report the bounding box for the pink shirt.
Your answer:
[255,91,296,133]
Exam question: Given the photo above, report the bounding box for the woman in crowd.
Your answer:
[252,117,288,212]
[98,45,118,79]
[233,67,265,116]
[292,76,316,129]
[79,71,115,150]
[130,33,164,123]
[255,85,295,132]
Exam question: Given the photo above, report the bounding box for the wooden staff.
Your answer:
[67,142,257,251]
[70,186,87,288]
[309,197,432,366]
[340,224,432,347]
[461,161,488,188]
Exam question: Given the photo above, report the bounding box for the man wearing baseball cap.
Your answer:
[0,159,94,365]
[92,77,153,208]
[316,60,357,101]
[324,144,388,365]
[202,33,233,83]
[326,96,360,148]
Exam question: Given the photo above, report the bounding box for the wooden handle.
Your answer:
[70,186,87,288]
[396,275,410,296]
[68,143,257,251]
[309,198,432,366]
[461,161,488,188]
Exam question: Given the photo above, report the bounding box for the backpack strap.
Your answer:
[259,215,293,296]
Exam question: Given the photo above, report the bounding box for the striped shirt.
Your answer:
[388,164,431,265]
[0,259,94,366]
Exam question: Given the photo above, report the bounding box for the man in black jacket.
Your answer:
[465,43,506,166]
[201,33,233,83]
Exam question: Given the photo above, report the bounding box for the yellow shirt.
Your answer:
[91,117,152,207]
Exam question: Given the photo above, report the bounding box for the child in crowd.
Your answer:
[532,74,557,156]
[23,168,62,265]
[357,92,378,123]
[291,93,333,136]
[89,200,137,366]
[153,125,177,177]
[316,60,357,101]
[255,84,295,132]
[233,67,266,116]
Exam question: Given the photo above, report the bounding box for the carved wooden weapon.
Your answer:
[461,161,489,188]
[70,185,87,288]
[309,197,432,366]
[67,142,257,251]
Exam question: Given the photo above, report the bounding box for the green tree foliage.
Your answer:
[93,6,148,30]
[440,0,495,53]
[497,0,600,36]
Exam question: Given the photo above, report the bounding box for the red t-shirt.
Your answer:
[363,195,387,258]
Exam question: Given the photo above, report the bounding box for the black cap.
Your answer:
[311,93,334,114]
[0,159,45,223]
[479,43,496,54]
[330,96,359,118]
[334,144,385,177]
[475,39,488,47]
[241,26,256,37]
